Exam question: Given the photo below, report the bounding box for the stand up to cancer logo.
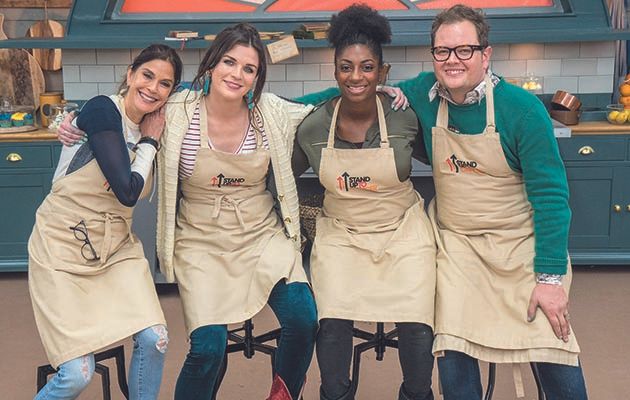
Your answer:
[210,173,245,187]
[445,154,479,174]
[336,172,378,192]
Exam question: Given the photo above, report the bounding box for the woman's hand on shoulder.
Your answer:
[57,111,86,146]
[140,107,166,142]
[377,85,409,111]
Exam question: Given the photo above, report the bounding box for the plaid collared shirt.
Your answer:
[428,71,500,105]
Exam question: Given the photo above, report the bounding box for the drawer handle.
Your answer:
[6,153,22,163]
[578,146,594,156]
[627,205,630,212]
[613,204,621,213]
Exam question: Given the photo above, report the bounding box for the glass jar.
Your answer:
[48,102,79,130]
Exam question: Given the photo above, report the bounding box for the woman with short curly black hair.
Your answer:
[293,5,436,400]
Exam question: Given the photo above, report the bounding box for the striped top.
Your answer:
[179,104,269,179]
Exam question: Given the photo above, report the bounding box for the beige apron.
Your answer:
[430,75,580,367]
[310,97,436,324]
[173,106,307,335]
[28,96,165,368]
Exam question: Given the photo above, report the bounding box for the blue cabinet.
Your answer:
[558,136,630,265]
[0,142,57,272]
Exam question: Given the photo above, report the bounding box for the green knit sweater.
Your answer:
[298,73,571,274]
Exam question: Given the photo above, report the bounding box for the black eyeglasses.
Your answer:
[69,220,100,261]
[431,45,486,62]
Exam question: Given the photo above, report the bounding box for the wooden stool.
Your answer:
[350,322,399,394]
[36,345,129,400]
[212,319,282,400]
[484,362,545,400]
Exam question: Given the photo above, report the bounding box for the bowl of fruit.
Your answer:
[606,104,629,124]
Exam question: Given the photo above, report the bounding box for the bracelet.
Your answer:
[535,273,563,286]
[137,136,160,151]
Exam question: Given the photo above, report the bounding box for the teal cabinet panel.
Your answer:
[566,166,615,248]
[611,167,630,248]
[558,137,627,162]
[53,144,63,168]
[0,145,53,169]
[0,172,52,272]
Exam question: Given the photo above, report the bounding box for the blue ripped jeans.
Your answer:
[437,350,588,400]
[174,281,318,400]
[34,325,168,400]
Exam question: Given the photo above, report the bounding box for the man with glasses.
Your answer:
[390,4,588,400]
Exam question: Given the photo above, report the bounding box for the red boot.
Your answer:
[266,375,293,400]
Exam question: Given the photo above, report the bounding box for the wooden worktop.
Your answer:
[0,129,57,142]
[570,121,630,135]
[0,122,628,143]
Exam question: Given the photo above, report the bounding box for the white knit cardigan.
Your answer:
[156,90,314,283]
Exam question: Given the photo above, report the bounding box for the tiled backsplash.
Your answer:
[62,41,616,101]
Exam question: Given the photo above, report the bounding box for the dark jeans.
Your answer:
[174,281,318,400]
[437,350,588,400]
[317,318,434,400]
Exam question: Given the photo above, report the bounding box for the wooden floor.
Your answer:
[1,266,628,399]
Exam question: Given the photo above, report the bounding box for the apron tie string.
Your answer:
[512,363,526,398]
[99,213,134,265]
[211,194,247,229]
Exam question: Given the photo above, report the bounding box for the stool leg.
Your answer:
[483,363,496,400]
[95,363,111,400]
[530,362,546,400]
[350,323,399,396]
[113,346,129,399]
[350,341,377,395]
[36,365,56,392]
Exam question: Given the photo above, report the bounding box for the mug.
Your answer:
[39,92,63,127]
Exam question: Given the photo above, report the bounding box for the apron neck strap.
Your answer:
[251,108,265,150]
[327,96,389,149]
[484,73,496,134]
[435,73,497,134]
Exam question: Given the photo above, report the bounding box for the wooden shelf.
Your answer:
[2,0,72,7]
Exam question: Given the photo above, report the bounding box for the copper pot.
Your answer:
[550,109,581,125]
[551,90,582,111]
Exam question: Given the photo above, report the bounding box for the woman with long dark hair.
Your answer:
[29,44,183,400]
[157,24,318,400]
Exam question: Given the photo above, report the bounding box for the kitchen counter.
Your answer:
[0,129,57,142]
[0,121,628,144]
[570,121,630,135]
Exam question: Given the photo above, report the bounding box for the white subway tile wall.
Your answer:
[96,49,132,65]
[62,42,616,100]
[79,65,116,83]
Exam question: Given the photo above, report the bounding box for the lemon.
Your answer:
[615,110,628,124]
[608,110,620,123]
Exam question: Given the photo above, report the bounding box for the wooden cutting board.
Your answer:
[26,19,64,71]
[0,48,46,109]
[0,14,8,40]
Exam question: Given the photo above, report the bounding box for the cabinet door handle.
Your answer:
[627,205,630,212]
[578,146,594,156]
[5,153,22,162]
[613,204,622,213]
